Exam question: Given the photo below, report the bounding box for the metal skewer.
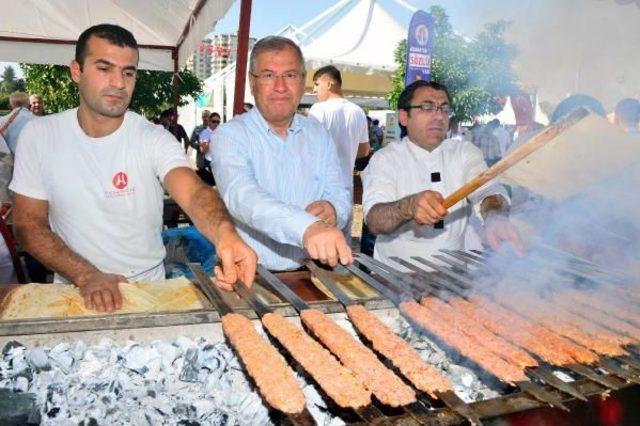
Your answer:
[189,265,315,425]
[309,262,484,426]
[346,260,569,410]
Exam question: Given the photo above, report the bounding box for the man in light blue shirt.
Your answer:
[211,36,352,271]
[0,92,35,153]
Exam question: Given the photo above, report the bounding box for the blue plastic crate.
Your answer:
[162,226,217,278]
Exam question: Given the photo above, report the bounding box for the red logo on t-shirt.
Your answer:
[112,172,128,189]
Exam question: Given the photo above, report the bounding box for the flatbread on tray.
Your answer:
[0,277,208,319]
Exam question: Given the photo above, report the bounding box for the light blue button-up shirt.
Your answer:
[210,107,351,271]
[0,107,35,153]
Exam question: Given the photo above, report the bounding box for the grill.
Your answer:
[2,247,639,425]
[187,247,640,425]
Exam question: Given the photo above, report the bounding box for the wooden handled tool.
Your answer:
[442,107,590,209]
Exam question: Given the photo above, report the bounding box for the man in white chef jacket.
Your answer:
[361,81,523,269]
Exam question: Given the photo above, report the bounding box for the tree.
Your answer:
[20,64,203,118]
[0,65,25,93]
[0,93,10,111]
[388,5,518,123]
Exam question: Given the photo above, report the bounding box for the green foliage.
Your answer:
[20,64,203,118]
[0,65,25,93]
[388,39,407,110]
[387,5,518,123]
[21,65,79,114]
[129,69,203,118]
[0,93,10,111]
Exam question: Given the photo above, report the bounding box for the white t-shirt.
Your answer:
[308,98,368,190]
[9,108,190,282]
[361,136,509,270]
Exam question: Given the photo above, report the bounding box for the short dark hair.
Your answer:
[76,24,138,68]
[249,36,305,75]
[210,112,221,119]
[398,81,452,112]
[372,119,380,125]
[160,108,176,120]
[615,98,640,126]
[313,65,342,87]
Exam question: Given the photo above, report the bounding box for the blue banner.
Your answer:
[404,10,434,86]
[195,91,211,108]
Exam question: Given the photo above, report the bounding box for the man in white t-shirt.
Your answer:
[362,81,523,269]
[308,65,369,193]
[9,24,257,312]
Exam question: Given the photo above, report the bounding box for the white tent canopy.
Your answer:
[292,0,407,72]
[0,0,235,71]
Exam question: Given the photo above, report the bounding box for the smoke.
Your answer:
[473,157,640,304]
[505,0,640,108]
[425,0,640,108]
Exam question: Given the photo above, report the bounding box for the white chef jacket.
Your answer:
[361,136,509,270]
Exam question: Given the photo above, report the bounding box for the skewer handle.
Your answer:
[442,107,590,209]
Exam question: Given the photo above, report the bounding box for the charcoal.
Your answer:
[48,343,74,374]
[108,379,122,396]
[198,346,225,383]
[14,376,29,393]
[80,353,111,382]
[192,399,216,419]
[154,341,180,371]
[80,417,99,426]
[72,340,87,360]
[175,336,197,352]
[0,388,38,425]
[173,402,197,418]
[2,340,24,355]
[7,346,28,372]
[46,406,60,418]
[26,347,50,371]
[179,348,200,382]
[1,337,279,425]
[123,344,161,376]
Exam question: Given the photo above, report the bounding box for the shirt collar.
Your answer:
[250,107,303,136]
[405,135,445,159]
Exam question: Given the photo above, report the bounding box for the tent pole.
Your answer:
[172,47,180,112]
[233,0,252,116]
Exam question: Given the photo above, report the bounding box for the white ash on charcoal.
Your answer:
[393,314,500,403]
[0,337,274,425]
[0,311,502,425]
[298,309,498,404]
[301,381,346,426]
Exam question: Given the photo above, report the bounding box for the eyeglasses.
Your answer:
[407,102,454,117]
[210,120,221,124]
[250,71,303,84]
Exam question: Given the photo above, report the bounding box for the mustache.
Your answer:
[101,89,127,98]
